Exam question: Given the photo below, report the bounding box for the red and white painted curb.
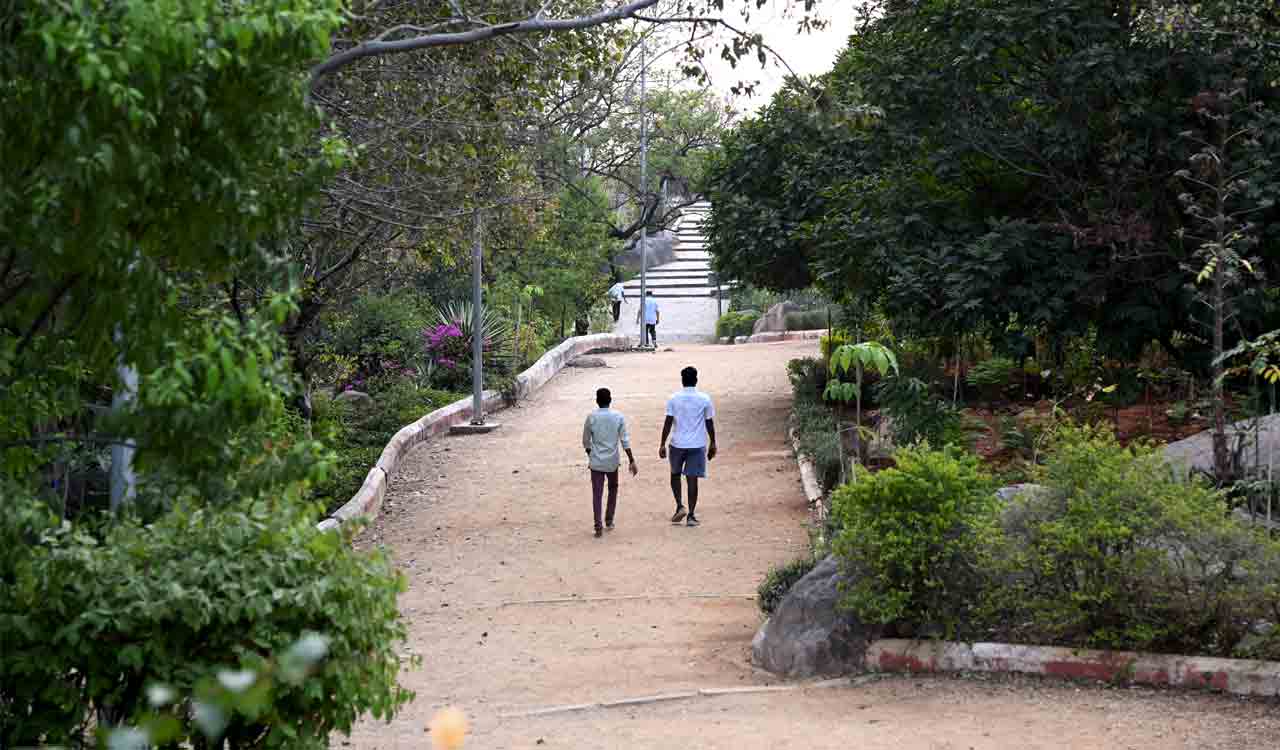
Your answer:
[865,639,1280,697]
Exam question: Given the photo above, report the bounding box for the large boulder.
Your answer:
[752,301,802,335]
[1162,413,1280,478]
[616,230,676,273]
[751,556,875,678]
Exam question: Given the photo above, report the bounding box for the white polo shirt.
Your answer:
[665,387,715,449]
[608,282,625,301]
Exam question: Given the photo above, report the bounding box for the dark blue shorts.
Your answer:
[668,446,707,478]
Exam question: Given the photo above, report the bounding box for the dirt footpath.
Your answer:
[349,341,1280,750]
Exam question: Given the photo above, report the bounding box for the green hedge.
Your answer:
[758,556,817,614]
[784,309,830,331]
[0,496,411,748]
[716,310,760,339]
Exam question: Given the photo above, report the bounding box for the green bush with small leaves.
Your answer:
[716,310,761,339]
[784,309,830,331]
[874,376,967,448]
[831,445,997,633]
[758,556,818,614]
[980,424,1280,655]
[0,495,412,749]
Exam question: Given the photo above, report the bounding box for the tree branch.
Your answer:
[311,0,664,86]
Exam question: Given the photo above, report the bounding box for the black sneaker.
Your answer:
[670,507,687,523]
[594,527,603,538]
[686,516,700,527]
[605,522,615,532]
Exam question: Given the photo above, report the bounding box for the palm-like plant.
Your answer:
[434,301,514,366]
[825,341,899,479]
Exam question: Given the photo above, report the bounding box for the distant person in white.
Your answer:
[582,387,637,537]
[607,279,626,322]
[637,290,660,347]
[659,366,717,527]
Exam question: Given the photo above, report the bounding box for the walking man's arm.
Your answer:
[582,417,592,457]
[621,417,638,475]
[659,415,674,459]
[706,419,717,460]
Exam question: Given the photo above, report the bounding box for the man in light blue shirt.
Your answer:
[659,366,717,527]
[637,290,660,347]
[582,387,638,537]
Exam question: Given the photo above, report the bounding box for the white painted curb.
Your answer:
[864,639,1280,697]
[745,329,828,345]
[789,427,827,543]
[318,333,630,532]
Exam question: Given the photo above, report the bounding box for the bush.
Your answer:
[310,378,465,514]
[784,309,830,331]
[716,310,760,339]
[874,376,967,448]
[0,496,412,748]
[819,331,851,361]
[323,291,428,388]
[966,356,1017,400]
[786,357,828,404]
[831,445,996,633]
[982,424,1280,655]
[793,399,844,491]
[758,556,817,614]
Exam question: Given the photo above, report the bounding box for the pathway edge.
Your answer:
[319,333,630,531]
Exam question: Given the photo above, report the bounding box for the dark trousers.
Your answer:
[645,323,657,346]
[590,469,619,529]
[611,301,621,322]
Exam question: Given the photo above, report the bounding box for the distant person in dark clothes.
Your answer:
[659,366,717,527]
[582,387,637,537]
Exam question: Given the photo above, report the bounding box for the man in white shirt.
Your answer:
[582,387,638,537]
[638,290,660,347]
[658,366,717,527]
[607,279,626,322]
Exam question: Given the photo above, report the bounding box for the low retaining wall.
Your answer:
[730,329,828,345]
[319,332,630,531]
[864,639,1280,697]
[788,427,827,544]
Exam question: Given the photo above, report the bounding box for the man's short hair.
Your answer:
[680,367,697,387]
[596,387,612,407]
[646,290,655,296]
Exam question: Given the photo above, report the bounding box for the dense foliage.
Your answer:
[706,0,1280,359]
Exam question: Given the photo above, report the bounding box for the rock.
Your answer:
[334,389,373,407]
[616,230,676,273]
[751,556,876,678]
[567,356,607,368]
[1162,413,1280,478]
[752,301,803,335]
[995,483,1049,503]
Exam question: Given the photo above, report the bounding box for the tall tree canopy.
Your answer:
[705,0,1280,355]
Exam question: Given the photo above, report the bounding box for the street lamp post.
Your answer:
[636,41,650,349]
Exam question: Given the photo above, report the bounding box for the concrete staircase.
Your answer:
[611,202,730,344]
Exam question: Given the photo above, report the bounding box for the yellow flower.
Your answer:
[427,707,469,750]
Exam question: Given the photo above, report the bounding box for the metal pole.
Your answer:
[471,210,485,425]
[637,40,649,348]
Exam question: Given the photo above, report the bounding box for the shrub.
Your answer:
[0,496,412,748]
[819,332,851,361]
[874,376,966,448]
[715,310,760,339]
[310,379,464,514]
[787,357,828,404]
[323,291,428,387]
[831,445,996,633]
[982,423,1280,655]
[758,556,817,614]
[966,356,1017,399]
[783,309,830,331]
[793,399,843,490]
